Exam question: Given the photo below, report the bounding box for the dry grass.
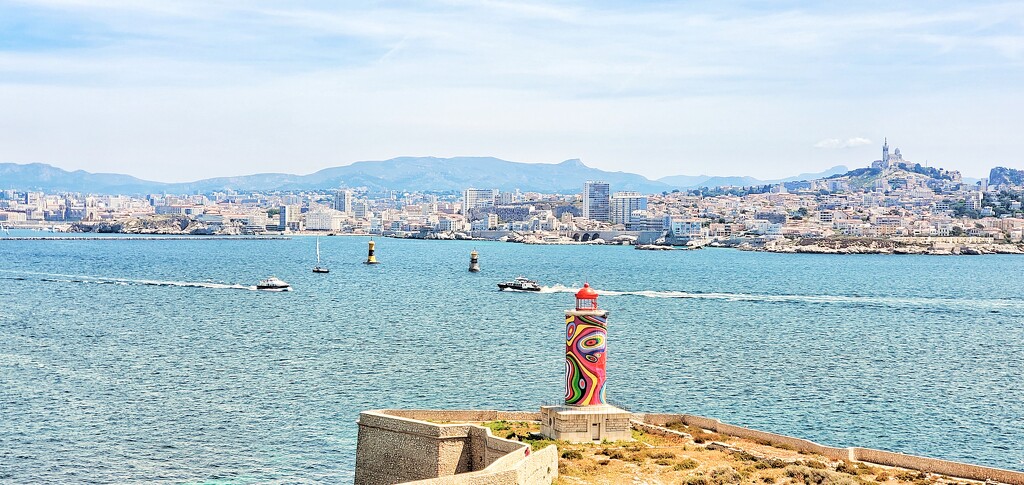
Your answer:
[479,420,981,485]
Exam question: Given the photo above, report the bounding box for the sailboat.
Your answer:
[313,237,330,273]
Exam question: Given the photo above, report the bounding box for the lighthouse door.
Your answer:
[591,422,601,440]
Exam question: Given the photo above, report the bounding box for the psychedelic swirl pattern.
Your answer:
[564,313,607,406]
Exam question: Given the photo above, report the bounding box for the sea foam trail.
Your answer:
[0,270,260,291]
[538,284,1021,311]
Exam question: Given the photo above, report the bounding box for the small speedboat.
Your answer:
[498,276,541,292]
[256,276,291,291]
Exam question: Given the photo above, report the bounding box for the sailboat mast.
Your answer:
[316,237,321,264]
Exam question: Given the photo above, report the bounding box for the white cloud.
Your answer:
[814,137,872,149]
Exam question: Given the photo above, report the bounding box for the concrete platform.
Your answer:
[540,405,633,443]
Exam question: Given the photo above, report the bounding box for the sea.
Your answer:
[1,232,1022,483]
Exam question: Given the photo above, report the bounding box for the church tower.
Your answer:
[882,138,890,167]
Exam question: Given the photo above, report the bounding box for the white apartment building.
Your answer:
[305,210,344,231]
[462,188,498,215]
[663,215,703,236]
[610,191,647,225]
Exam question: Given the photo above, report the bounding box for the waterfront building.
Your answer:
[278,205,302,231]
[663,215,702,237]
[583,181,610,222]
[305,209,344,231]
[610,191,647,225]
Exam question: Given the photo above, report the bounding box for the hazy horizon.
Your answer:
[1,1,1021,182]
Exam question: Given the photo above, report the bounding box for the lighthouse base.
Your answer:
[539,405,633,443]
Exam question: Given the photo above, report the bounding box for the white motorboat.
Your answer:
[256,276,291,291]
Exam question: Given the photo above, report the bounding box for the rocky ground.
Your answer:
[742,237,1024,255]
[484,421,985,485]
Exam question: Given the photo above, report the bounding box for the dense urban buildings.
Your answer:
[3,143,1024,246]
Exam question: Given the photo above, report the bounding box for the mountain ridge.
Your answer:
[0,158,863,194]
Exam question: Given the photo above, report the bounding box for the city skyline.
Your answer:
[1,1,1022,181]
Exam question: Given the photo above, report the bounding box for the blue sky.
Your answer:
[0,1,1021,182]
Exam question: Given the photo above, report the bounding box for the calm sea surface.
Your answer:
[1,233,1023,483]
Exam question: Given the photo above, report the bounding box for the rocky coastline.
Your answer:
[69,216,241,235]
[743,237,1024,255]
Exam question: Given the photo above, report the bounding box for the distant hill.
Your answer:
[0,162,163,194]
[0,158,673,194]
[821,162,965,190]
[989,167,1024,186]
[658,165,848,189]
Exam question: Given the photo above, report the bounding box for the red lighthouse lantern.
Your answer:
[575,283,599,311]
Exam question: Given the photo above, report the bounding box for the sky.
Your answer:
[0,1,1022,182]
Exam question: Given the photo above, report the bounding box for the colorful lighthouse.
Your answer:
[564,283,607,405]
[540,283,632,442]
[468,250,480,272]
[364,239,379,265]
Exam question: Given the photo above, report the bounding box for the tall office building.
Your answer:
[334,189,353,214]
[583,181,610,222]
[610,191,647,225]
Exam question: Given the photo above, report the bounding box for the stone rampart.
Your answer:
[382,409,542,423]
[355,410,555,485]
[635,413,1024,485]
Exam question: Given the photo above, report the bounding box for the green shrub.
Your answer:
[685,473,709,485]
[834,461,855,474]
[560,449,583,460]
[709,465,742,485]
[765,458,787,469]
[648,450,676,459]
[785,465,859,485]
[674,458,700,470]
[606,449,626,460]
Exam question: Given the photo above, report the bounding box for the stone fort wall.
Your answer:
[355,409,1024,485]
[354,410,555,485]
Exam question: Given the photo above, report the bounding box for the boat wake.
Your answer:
[538,284,1020,311]
[1,270,261,291]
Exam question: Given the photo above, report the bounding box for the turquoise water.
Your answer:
[1,234,1023,482]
